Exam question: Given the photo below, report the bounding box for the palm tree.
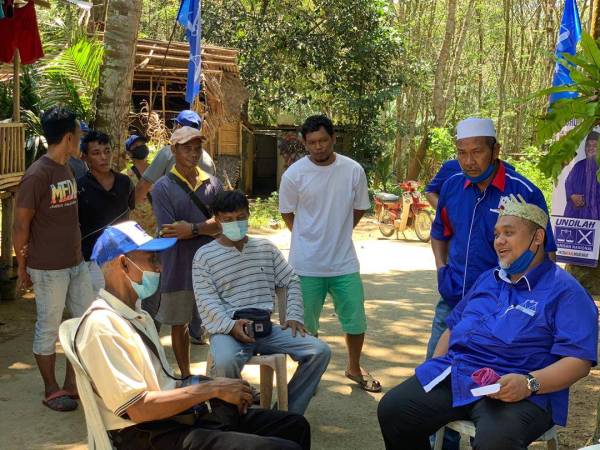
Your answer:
[95,0,143,169]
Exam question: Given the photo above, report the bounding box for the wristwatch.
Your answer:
[191,223,199,237]
[526,373,540,395]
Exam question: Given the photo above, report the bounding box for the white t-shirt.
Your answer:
[279,154,370,277]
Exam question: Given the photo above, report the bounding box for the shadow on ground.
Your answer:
[0,267,598,450]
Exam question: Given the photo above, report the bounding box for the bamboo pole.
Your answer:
[2,51,21,270]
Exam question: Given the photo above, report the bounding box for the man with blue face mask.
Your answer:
[152,126,223,378]
[378,196,598,450]
[192,190,331,415]
[427,118,557,449]
[76,221,311,450]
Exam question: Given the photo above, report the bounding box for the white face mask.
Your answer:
[221,220,249,241]
[125,257,160,299]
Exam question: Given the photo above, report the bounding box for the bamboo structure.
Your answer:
[97,34,249,142]
[0,50,25,271]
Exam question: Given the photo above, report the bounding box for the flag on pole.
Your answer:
[550,0,582,104]
[177,0,202,105]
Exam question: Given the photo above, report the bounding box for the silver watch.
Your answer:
[526,373,540,394]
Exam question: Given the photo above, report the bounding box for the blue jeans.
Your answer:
[27,262,95,355]
[426,298,460,450]
[426,299,454,359]
[209,326,331,415]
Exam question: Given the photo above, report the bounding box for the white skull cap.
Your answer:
[456,118,496,140]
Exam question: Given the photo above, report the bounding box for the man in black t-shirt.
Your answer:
[77,130,135,294]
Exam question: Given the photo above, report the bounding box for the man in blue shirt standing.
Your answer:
[425,159,514,209]
[378,196,598,450]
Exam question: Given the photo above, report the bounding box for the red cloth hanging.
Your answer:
[0,1,44,64]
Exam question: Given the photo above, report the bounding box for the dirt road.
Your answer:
[0,223,598,449]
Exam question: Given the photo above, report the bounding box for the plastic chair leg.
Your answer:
[275,356,288,411]
[259,365,274,409]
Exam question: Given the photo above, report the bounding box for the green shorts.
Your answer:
[299,272,366,335]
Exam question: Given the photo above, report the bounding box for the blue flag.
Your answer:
[550,0,582,104]
[177,0,202,104]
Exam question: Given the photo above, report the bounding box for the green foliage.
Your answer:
[37,37,104,123]
[372,149,394,191]
[533,32,600,182]
[249,192,283,229]
[202,0,403,169]
[507,146,554,209]
[428,127,455,164]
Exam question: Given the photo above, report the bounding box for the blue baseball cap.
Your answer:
[91,221,176,267]
[173,110,202,129]
[80,121,90,133]
[125,135,147,152]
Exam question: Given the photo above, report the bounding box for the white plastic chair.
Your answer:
[206,288,289,411]
[59,318,115,450]
[434,420,559,450]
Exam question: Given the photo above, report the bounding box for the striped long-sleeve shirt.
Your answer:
[192,237,304,335]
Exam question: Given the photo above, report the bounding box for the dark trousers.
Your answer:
[110,408,310,450]
[377,376,554,450]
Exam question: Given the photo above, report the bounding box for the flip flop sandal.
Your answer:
[66,391,80,400]
[345,371,382,393]
[42,390,78,412]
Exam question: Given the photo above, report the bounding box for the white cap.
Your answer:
[456,118,496,140]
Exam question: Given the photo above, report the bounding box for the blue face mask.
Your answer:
[500,233,539,276]
[126,258,161,300]
[221,220,249,241]
[464,160,496,184]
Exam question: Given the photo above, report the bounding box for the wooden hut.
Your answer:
[0,52,26,299]
[125,36,250,190]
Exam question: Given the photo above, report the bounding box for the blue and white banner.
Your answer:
[549,0,581,104]
[177,0,202,104]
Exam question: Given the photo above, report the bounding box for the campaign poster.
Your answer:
[551,127,600,267]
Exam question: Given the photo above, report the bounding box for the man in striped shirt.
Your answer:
[193,191,331,415]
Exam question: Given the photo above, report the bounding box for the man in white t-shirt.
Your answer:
[279,115,381,393]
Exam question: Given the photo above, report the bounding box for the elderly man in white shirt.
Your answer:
[75,221,310,450]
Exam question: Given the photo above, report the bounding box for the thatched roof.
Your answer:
[129,36,249,137]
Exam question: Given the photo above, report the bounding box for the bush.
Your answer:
[249,192,283,229]
[507,146,553,210]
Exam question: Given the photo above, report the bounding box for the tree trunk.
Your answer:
[95,0,143,170]
[497,0,512,139]
[443,0,476,114]
[406,109,430,180]
[432,0,457,127]
[591,0,600,37]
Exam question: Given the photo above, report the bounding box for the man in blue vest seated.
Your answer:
[377,195,598,450]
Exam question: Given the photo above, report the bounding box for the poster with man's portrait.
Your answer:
[551,129,600,267]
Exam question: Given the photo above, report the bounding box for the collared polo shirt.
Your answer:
[170,165,210,191]
[75,289,177,430]
[152,171,223,293]
[431,162,557,306]
[77,171,135,260]
[415,259,598,426]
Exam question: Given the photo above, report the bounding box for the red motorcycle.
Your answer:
[373,180,433,242]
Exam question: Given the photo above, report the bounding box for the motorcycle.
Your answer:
[373,180,433,242]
